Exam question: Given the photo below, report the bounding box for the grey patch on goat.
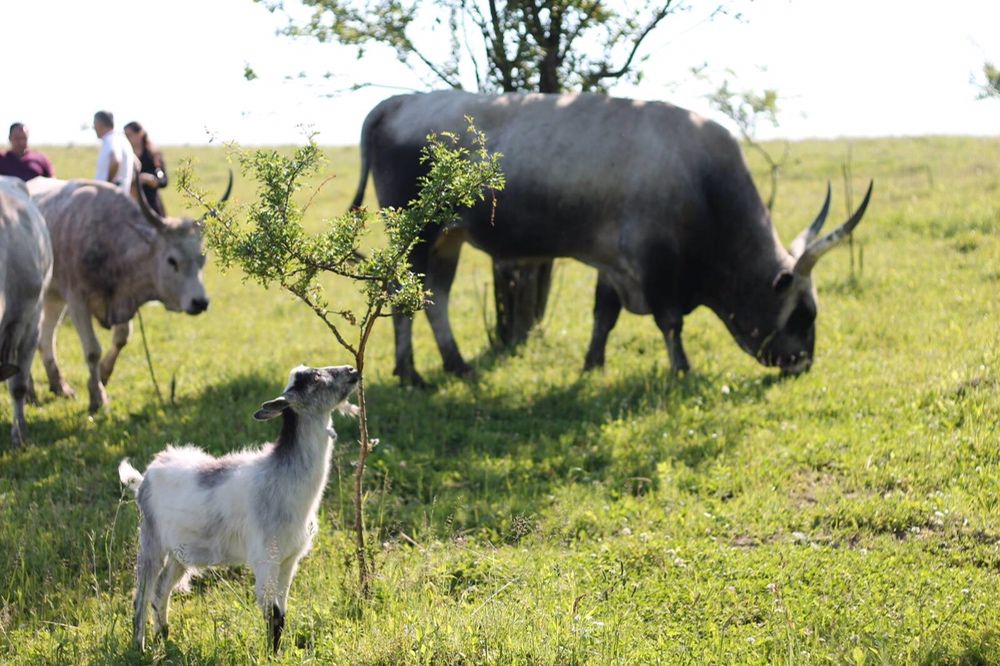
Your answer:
[197,459,236,489]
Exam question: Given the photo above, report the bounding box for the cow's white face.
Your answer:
[712,265,819,376]
[757,270,819,375]
[154,223,209,315]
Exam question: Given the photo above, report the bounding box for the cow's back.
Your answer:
[367,91,747,262]
[28,178,157,303]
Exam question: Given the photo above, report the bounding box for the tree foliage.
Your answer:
[978,62,1000,99]
[177,122,504,595]
[260,0,719,93]
[705,74,786,210]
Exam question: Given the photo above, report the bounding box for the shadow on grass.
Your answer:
[0,361,774,633]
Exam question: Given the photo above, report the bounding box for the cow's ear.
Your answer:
[254,396,289,421]
[772,270,794,293]
[0,364,19,381]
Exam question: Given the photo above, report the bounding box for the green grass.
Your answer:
[1,136,998,664]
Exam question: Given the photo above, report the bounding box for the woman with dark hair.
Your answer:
[124,121,168,215]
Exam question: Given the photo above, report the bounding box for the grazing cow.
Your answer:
[27,175,230,413]
[352,91,872,384]
[0,176,52,447]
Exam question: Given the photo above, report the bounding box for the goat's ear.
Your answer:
[254,396,289,421]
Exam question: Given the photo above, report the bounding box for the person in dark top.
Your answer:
[0,123,55,181]
[124,121,168,215]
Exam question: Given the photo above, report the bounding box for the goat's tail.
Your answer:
[118,459,144,493]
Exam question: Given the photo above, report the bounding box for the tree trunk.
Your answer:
[492,259,554,348]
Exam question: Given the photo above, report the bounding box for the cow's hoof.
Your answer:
[9,427,24,449]
[89,389,110,414]
[51,383,76,399]
[582,355,604,372]
[445,362,476,380]
[394,366,427,388]
[25,387,40,406]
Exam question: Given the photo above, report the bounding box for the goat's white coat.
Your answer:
[119,364,358,652]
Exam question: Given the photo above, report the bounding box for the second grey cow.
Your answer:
[28,176,230,413]
[0,176,52,447]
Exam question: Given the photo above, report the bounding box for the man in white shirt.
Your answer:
[93,110,134,194]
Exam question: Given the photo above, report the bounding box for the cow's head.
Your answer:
[136,173,232,315]
[719,182,872,375]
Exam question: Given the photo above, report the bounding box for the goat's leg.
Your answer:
[66,300,108,413]
[265,555,301,652]
[99,321,132,386]
[252,558,283,654]
[133,528,165,652]
[151,556,186,641]
[38,296,74,398]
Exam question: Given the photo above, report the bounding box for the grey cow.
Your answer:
[352,91,871,384]
[27,176,230,413]
[0,176,53,447]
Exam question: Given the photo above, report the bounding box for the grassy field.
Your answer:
[1,135,998,664]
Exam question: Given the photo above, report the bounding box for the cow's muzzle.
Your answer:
[186,298,210,315]
[777,354,812,376]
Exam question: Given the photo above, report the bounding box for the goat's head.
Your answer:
[253,365,359,421]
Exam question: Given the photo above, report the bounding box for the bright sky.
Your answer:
[4,0,998,147]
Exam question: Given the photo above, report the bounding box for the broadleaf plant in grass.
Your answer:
[177,121,504,597]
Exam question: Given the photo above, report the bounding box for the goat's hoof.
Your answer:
[9,427,24,449]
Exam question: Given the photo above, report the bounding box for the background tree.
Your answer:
[179,124,503,596]
[704,73,785,210]
[260,0,735,348]
[977,62,1000,99]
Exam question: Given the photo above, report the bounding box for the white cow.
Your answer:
[0,176,53,447]
[28,176,229,413]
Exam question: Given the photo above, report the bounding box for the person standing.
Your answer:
[93,110,134,194]
[0,123,55,181]
[124,121,168,215]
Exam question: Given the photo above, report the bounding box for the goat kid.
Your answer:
[119,364,359,653]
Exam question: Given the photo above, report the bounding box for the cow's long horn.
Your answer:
[793,180,873,276]
[789,182,831,259]
[135,177,167,230]
[198,169,234,223]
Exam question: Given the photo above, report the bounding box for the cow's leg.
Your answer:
[38,296,74,398]
[583,273,623,371]
[100,321,132,386]
[392,311,424,386]
[7,323,40,448]
[392,241,431,387]
[66,300,109,413]
[653,309,690,374]
[425,230,472,378]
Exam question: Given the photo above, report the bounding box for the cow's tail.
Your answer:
[351,105,382,211]
[118,459,144,494]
